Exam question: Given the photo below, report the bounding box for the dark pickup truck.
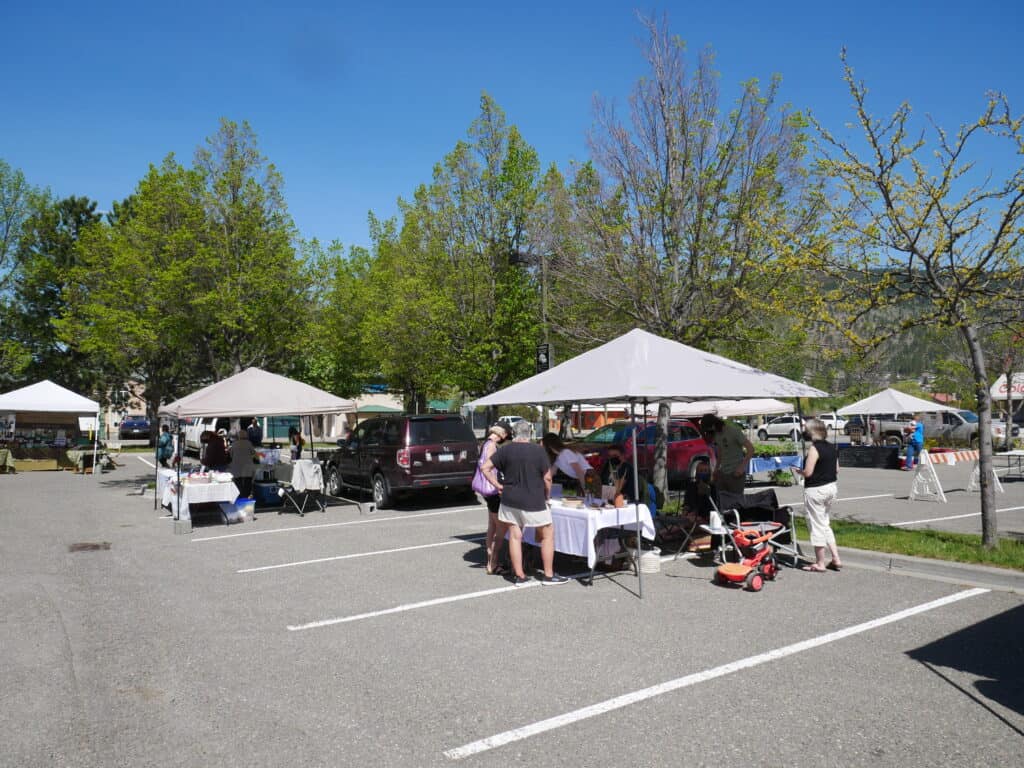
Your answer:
[319,414,479,509]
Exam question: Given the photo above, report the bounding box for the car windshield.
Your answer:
[585,424,632,444]
[408,419,474,445]
[958,410,979,423]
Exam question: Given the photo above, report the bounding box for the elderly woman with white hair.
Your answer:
[793,418,843,573]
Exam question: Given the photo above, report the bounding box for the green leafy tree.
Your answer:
[808,52,1024,547]
[544,16,822,491]
[4,195,103,392]
[62,157,210,431]
[0,159,38,292]
[293,237,374,397]
[192,118,309,378]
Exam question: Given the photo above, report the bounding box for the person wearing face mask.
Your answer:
[793,418,842,572]
[601,443,636,502]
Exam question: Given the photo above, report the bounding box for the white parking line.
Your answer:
[137,455,156,468]
[191,506,482,542]
[891,505,1024,527]
[287,580,542,631]
[238,535,486,573]
[443,587,989,760]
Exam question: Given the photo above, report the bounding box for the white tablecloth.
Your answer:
[522,502,655,568]
[161,477,238,520]
[273,459,323,491]
[156,468,177,500]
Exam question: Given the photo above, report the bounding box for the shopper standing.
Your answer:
[474,422,511,575]
[481,420,568,586]
[794,418,842,573]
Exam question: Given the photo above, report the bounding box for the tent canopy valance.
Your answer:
[670,398,794,418]
[836,388,957,416]
[466,329,827,408]
[0,380,99,414]
[159,367,356,419]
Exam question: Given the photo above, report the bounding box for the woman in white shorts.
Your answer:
[793,418,843,573]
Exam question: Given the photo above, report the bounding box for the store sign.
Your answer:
[78,416,98,432]
[0,413,14,441]
[991,373,1024,399]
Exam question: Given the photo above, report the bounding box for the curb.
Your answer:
[798,539,1024,594]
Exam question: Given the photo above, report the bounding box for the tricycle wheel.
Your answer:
[745,571,764,592]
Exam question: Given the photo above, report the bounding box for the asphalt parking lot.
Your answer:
[1,458,1022,767]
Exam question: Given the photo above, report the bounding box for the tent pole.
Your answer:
[631,399,643,600]
[93,409,100,482]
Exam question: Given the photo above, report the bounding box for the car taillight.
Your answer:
[396,448,410,469]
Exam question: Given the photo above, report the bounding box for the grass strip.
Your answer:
[792,517,1024,571]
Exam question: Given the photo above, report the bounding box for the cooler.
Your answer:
[253,482,279,506]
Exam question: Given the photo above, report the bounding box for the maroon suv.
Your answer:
[322,415,478,509]
[574,419,711,489]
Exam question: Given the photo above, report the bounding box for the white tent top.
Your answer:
[836,387,957,416]
[467,329,827,407]
[670,398,794,418]
[0,380,99,414]
[990,373,1024,401]
[160,367,356,419]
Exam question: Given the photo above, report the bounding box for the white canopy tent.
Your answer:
[670,398,793,418]
[836,388,957,416]
[0,380,101,476]
[160,367,356,419]
[0,379,100,413]
[158,368,356,519]
[466,328,827,598]
[469,329,827,407]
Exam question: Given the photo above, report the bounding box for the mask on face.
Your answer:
[608,456,621,468]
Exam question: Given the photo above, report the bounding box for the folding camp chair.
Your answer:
[277,459,326,516]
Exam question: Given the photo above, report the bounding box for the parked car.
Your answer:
[815,413,847,433]
[756,415,805,442]
[497,415,527,433]
[320,414,478,509]
[119,414,151,441]
[573,419,711,489]
[919,410,1020,447]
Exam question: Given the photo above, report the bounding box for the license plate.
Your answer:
[438,453,454,462]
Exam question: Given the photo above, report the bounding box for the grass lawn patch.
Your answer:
[793,517,1024,572]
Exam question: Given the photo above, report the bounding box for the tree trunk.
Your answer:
[653,401,670,497]
[961,323,998,548]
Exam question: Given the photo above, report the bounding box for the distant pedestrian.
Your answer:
[246,417,263,448]
[793,418,842,573]
[904,413,925,470]
[481,420,568,586]
[156,424,173,468]
[288,426,305,460]
[700,414,754,496]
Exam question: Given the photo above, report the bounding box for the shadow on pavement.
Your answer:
[907,603,1024,728]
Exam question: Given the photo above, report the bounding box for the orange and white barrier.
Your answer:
[909,450,1003,503]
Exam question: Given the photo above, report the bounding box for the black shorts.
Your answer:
[485,494,501,515]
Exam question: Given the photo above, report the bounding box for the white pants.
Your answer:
[804,482,838,547]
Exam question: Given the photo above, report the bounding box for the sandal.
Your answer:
[826,561,842,572]
[801,564,827,573]
[486,565,508,576]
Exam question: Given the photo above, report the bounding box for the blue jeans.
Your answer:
[905,440,922,468]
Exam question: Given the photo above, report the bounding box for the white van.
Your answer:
[183,416,231,454]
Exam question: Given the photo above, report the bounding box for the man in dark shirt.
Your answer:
[482,420,568,586]
[246,417,263,448]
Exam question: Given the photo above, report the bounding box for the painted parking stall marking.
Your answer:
[238,535,485,573]
[443,587,989,760]
[191,506,482,542]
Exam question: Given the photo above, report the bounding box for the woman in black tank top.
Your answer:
[794,419,842,573]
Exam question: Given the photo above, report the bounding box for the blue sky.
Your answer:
[4,0,1022,248]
